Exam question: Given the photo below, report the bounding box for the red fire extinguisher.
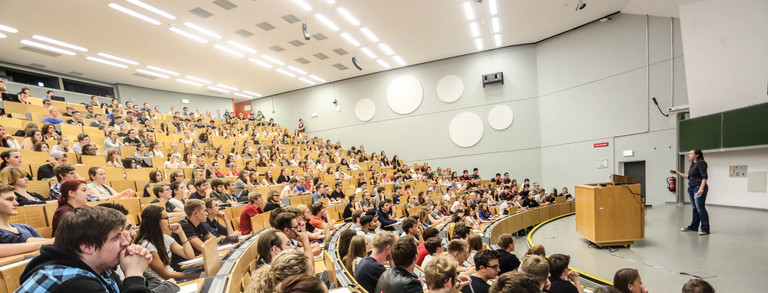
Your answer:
[667,176,676,192]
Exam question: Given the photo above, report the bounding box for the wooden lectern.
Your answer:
[575,182,644,247]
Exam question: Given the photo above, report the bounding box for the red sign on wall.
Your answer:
[593,142,609,148]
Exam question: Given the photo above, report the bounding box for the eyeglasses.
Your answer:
[161,217,170,221]
[485,264,500,270]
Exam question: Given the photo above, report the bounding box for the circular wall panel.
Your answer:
[386,75,423,114]
[488,105,514,130]
[448,112,484,148]
[436,75,464,103]
[355,99,376,121]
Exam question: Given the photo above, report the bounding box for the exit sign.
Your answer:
[594,142,609,148]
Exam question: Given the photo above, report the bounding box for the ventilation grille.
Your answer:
[234,29,254,38]
[20,46,61,57]
[312,33,328,40]
[256,22,276,31]
[206,90,225,95]
[212,0,237,10]
[133,73,159,80]
[68,71,84,76]
[313,53,329,60]
[294,58,310,64]
[289,40,305,47]
[332,48,349,56]
[333,63,349,70]
[281,14,301,24]
[269,45,285,52]
[188,7,213,18]
[28,63,47,69]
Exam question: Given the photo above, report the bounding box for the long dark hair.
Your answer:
[613,268,640,293]
[688,149,705,171]
[134,206,170,265]
[0,149,19,170]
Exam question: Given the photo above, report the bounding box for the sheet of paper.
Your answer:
[178,282,198,293]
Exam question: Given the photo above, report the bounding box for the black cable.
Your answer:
[652,97,669,117]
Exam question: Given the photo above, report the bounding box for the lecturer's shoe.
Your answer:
[681,227,696,232]
[698,231,710,236]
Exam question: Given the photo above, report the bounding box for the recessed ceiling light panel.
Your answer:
[108,3,161,25]
[126,0,176,19]
[32,35,88,52]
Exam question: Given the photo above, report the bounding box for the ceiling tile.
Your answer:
[294,58,310,64]
[312,33,327,41]
[289,40,305,47]
[313,53,329,60]
[332,48,349,56]
[188,7,213,18]
[212,0,237,10]
[234,29,254,38]
[333,63,349,71]
[281,14,301,24]
[256,22,276,31]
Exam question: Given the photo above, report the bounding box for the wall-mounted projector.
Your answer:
[667,105,690,113]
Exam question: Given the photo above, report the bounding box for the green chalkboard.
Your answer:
[679,102,768,152]
[679,113,722,152]
[722,102,768,148]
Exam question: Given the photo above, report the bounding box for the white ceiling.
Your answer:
[0,0,691,101]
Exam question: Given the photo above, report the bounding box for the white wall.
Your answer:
[3,80,102,104]
[253,13,687,206]
[703,149,768,207]
[115,84,232,115]
[679,0,768,117]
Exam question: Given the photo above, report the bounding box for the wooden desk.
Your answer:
[177,278,205,293]
[575,183,644,247]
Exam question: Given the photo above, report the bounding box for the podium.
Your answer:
[575,182,644,247]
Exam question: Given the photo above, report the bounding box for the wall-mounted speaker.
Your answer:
[482,72,504,88]
[352,56,363,71]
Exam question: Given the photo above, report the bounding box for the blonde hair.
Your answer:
[424,254,459,290]
[248,249,309,293]
[526,244,547,258]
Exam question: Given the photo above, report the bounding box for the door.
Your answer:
[624,161,646,200]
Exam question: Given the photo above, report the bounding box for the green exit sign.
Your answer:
[622,150,634,157]
[181,99,190,104]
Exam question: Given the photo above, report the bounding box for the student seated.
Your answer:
[201,198,240,240]
[275,274,328,293]
[421,237,444,268]
[150,183,185,218]
[495,233,521,274]
[169,199,214,270]
[355,231,396,293]
[135,205,199,280]
[0,184,53,245]
[461,250,501,293]
[613,268,648,293]
[19,206,152,292]
[547,254,583,293]
[342,235,367,276]
[239,192,265,234]
[86,167,135,201]
[490,271,543,293]
[248,249,311,293]
[42,106,63,125]
[424,254,472,293]
[520,254,550,292]
[374,236,422,293]
[0,167,47,206]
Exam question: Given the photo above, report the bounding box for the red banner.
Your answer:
[593,142,609,148]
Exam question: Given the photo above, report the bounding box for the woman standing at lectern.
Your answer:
[671,149,710,235]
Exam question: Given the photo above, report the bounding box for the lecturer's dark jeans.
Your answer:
[687,185,710,233]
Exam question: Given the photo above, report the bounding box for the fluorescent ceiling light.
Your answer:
[276,68,296,77]
[86,56,129,68]
[234,93,254,99]
[463,2,475,21]
[108,3,161,25]
[309,75,326,83]
[491,17,500,33]
[243,90,262,97]
[494,34,502,47]
[314,14,339,31]
[0,24,19,33]
[206,86,230,93]
[325,0,336,4]
[227,41,257,54]
[248,58,273,68]
[183,22,221,39]
[475,38,484,50]
[126,0,175,19]
[32,35,88,52]
[169,27,208,43]
[489,0,498,15]
[378,43,394,56]
[287,66,307,75]
[0,33,6,39]
[19,40,76,56]
[214,45,244,57]
[336,7,360,26]
[135,69,169,78]
[340,32,360,47]
[261,54,284,65]
[97,53,139,65]
[147,65,179,75]
[217,84,239,91]
[185,76,212,84]
[392,55,405,66]
[360,47,377,59]
[359,27,378,42]
[470,22,480,38]
[377,59,391,69]
[175,79,202,86]
[298,77,316,85]
[292,0,313,11]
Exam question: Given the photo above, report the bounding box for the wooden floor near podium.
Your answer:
[529,203,768,292]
